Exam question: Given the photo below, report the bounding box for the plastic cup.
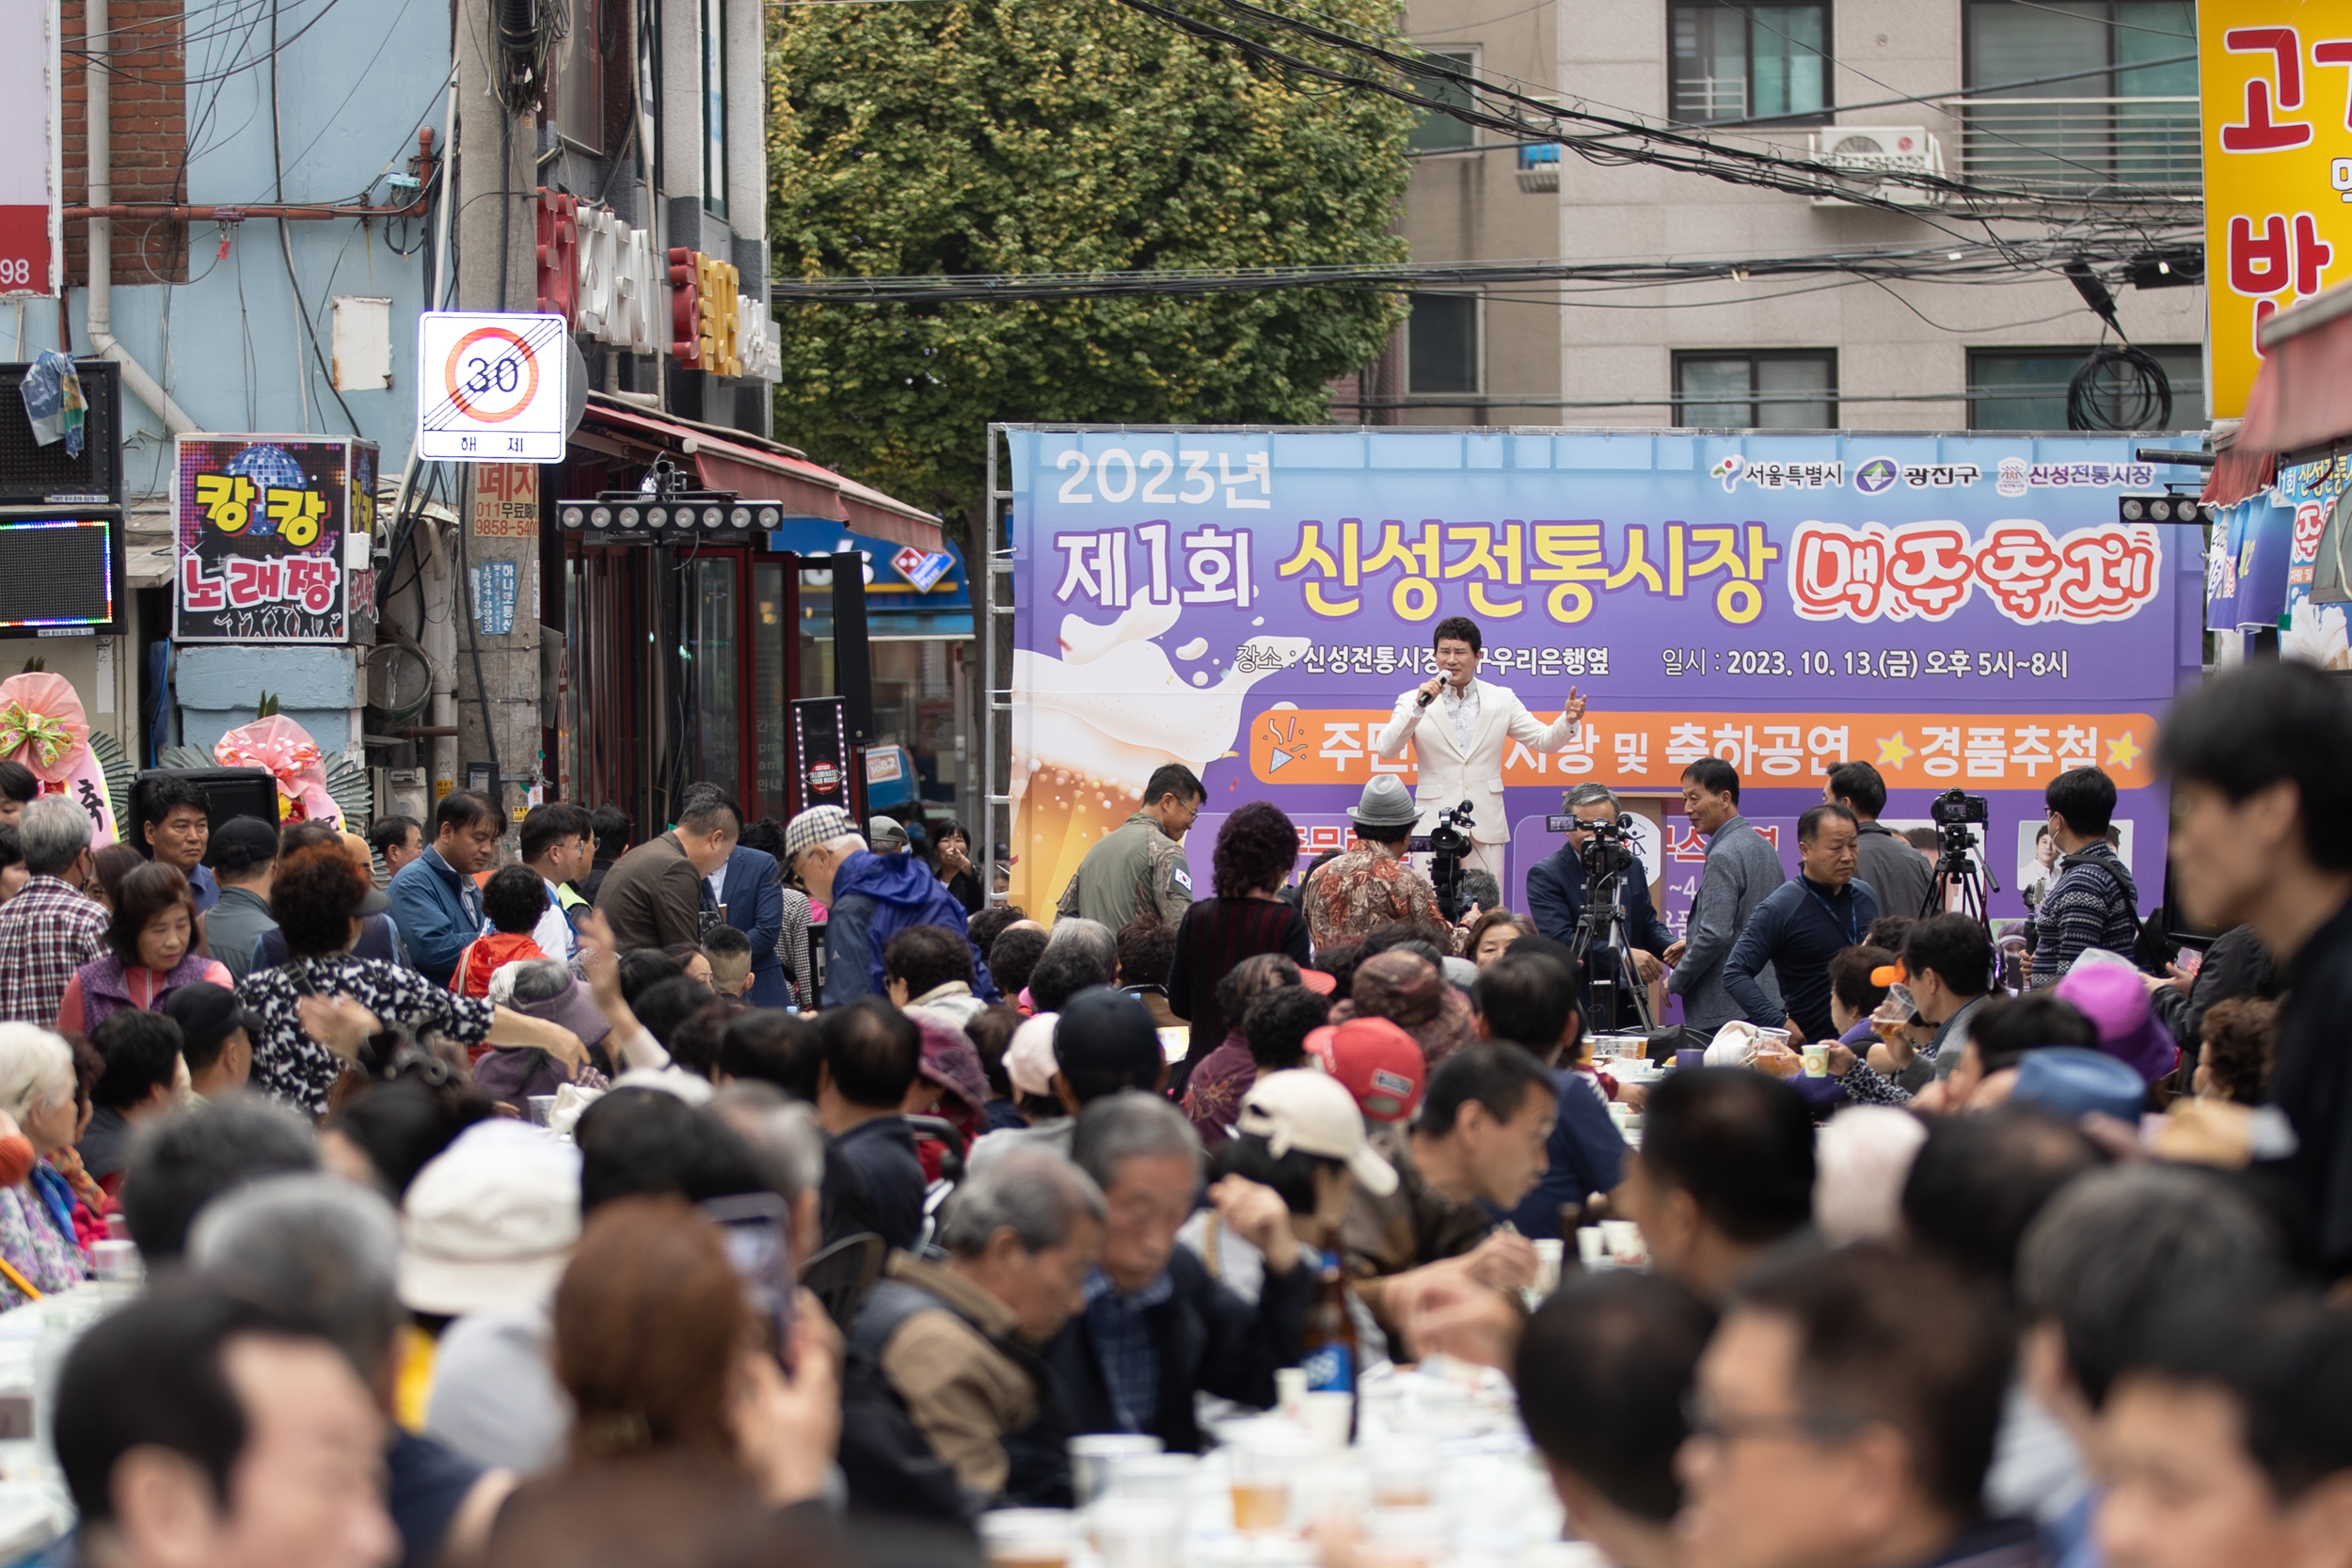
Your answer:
[1225,1423,1315,1531]
[978,1509,1077,1568]
[1070,1434,1163,1508]
[1105,1453,1198,1504]
[1086,1497,1181,1568]
[1575,1227,1607,1268]
[1366,1440,1438,1509]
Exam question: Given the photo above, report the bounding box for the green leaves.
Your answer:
[765,0,1414,528]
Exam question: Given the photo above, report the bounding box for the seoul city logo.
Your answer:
[1853,457,1899,495]
[1710,455,1745,492]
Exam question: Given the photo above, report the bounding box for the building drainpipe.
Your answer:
[83,0,197,434]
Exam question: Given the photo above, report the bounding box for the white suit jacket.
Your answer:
[1371,678,1578,846]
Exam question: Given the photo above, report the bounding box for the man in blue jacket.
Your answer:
[712,835,788,1007]
[385,791,499,987]
[786,805,998,1006]
[1526,783,1676,1030]
[1723,803,1879,1042]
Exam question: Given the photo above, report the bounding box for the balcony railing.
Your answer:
[1944,96,2200,194]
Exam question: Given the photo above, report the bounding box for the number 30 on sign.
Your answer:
[415,312,571,462]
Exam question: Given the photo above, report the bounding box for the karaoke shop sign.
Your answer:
[1003,430,2203,923]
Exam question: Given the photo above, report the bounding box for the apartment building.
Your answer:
[1372,0,2206,432]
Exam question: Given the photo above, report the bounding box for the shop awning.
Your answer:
[2202,430,2278,509]
[2235,280,2352,465]
[578,397,944,550]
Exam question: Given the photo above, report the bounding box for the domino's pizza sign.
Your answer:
[892,546,953,593]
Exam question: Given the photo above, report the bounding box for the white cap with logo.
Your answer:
[1235,1069,1398,1196]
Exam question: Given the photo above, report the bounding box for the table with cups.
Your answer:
[983,1360,1601,1568]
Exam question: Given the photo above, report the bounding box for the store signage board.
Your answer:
[415,312,570,462]
[174,436,377,643]
[0,0,61,295]
[2199,0,2352,420]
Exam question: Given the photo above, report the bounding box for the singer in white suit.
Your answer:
[1371,616,1589,881]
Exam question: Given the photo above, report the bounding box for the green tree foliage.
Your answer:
[765,0,1416,523]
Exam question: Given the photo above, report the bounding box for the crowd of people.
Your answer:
[0,652,2349,1568]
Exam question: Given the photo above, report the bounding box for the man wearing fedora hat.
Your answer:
[1372,616,1589,884]
[1303,775,1447,950]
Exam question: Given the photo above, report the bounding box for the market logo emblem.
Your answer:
[1854,457,1899,495]
[1996,457,2030,498]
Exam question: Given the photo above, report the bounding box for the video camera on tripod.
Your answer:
[1923,787,1999,924]
[1424,800,1475,923]
[1541,807,1657,1032]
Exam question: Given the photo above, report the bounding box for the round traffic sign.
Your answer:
[442,327,543,424]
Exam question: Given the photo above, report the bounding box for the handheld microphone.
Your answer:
[1416,688,1437,709]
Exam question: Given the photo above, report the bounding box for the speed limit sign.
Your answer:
[415,312,571,462]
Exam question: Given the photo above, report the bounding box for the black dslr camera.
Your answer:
[1930,789,1989,828]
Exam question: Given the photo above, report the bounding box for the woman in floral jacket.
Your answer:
[0,1024,91,1305]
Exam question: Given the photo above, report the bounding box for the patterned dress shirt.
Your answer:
[240,955,496,1117]
[0,877,108,1025]
[1084,1266,1176,1435]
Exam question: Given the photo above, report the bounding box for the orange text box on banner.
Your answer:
[2201,0,2352,420]
[1249,710,2159,794]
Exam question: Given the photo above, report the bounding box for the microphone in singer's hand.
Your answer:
[1416,688,1437,709]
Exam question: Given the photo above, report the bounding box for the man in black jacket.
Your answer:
[1524,783,1675,1029]
[1042,1092,1312,1450]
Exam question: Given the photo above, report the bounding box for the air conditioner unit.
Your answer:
[1807,126,1945,207]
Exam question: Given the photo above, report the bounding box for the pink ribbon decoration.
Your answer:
[215,714,343,829]
[0,673,117,848]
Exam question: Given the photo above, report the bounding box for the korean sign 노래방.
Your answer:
[1004,428,2201,925]
[2201,1,2352,419]
[174,436,376,643]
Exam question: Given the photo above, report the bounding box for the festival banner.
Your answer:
[1005,429,2204,937]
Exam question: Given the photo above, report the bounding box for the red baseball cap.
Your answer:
[1306,1017,1426,1125]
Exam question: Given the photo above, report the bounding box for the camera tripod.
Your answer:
[1570,862,1658,1033]
[1921,824,1999,929]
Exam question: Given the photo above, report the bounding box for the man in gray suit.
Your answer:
[1663,758,1787,1047]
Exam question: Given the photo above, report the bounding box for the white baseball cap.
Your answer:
[398,1120,582,1316]
[1236,1069,1398,1197]
[1006,1012,1060,1098]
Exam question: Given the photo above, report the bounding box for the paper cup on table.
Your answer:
[1600,1218,1646,1267]
[1801,1043,1829,1077]
[1576,1227,1607,1268]
[1071,1434,1163,1508]
[978,1510,1078,1568]
[1533,1237,1565,1297]
[1086,1497,1182,1568]
[1105,1453,1198,1504]
[1298,1390,1354,1450]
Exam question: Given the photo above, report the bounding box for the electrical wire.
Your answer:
[269,0,364,436]
[2067,344,2172,430]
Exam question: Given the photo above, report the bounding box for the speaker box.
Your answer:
[129,768,278,858]
[0,362,122,506]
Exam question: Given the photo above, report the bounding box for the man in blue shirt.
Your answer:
[1723,803,1879,1042]
[386,791,499,987]
[1525,783,1675,1031]
[143,776,219,914]
[1475,940,1627,1240]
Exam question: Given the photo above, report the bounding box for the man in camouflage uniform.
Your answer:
[1055,764,1205,930]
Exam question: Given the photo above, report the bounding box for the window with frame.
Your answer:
[556,0,607,151]
[1407,294,1480,396]
[1962,1,2196,191]
[1966,344,2202,430]
[1406,50,1477,153]
[1669,2,1830,124]
[1675,350,1836,428]
[702,0,728,216]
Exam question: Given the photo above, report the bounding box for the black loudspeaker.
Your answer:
[129,768,278,858]
[0,362,122,505]
[788,696,866,826]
